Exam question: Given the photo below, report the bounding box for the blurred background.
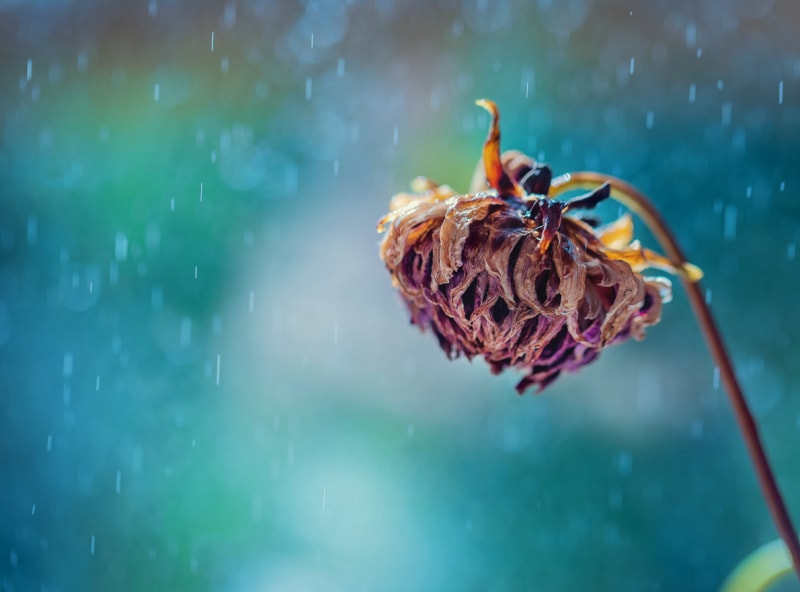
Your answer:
[2,1,800,590]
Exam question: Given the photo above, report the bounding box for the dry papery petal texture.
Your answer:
[378,100,677,393]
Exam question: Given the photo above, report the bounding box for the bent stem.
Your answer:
[552,171,800,582]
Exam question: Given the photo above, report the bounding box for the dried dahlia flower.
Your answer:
[378,100,701,393]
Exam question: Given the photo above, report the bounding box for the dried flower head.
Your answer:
[378,100,701,393]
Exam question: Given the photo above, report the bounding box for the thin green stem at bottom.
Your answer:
[551,171,800,583]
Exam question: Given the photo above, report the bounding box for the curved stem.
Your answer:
[552,171,800,581]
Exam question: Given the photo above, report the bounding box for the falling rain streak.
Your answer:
[721,102,731,126]
[723,205,737,241]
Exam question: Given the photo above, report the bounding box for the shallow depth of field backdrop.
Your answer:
[2,1,800,591]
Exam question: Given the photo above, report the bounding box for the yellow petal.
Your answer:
[597,214,634,249]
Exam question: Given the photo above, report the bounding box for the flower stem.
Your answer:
[552,171,800,581]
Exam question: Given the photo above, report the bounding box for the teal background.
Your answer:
[2,1,800,590]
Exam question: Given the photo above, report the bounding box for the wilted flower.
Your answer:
[378,99,701,393]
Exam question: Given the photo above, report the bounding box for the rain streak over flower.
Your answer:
[378,100,702,393]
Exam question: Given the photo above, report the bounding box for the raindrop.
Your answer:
[90,535,95,555]
[696,48,702,58]
[223,3,236,28]
[63,353,73,377]
[26,215,37,245]
[717,80,724,90]
[31,504,36,515]
[180,317,192,347]
[148,0,157,16]
[778,80,784,105]
[617,451,633,475]
[645,111,654,129]
[705,289,712,304]
[115,232,128,261]
[60,264,101,311]
[686,22,696,47]
[723,204,737,240]
[215,354,221,385]
[788,243,796,260]
[211,31,215,52]
[464,0,512,33]
[95,376,101,391]
[629,57,635,75]
[713,367,720,390]
[46,434,52,451]
[26,59,32,81]
[721,102,732,127]
[305,77,312,100]
[153,83,160,102]
[200,182,203,202]
[691,419,703,440]
[688,83,696,103]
